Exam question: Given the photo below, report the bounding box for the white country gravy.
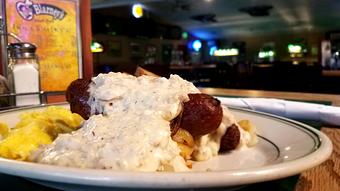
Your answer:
[34,73,251,171]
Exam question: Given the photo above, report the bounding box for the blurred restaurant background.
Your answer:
[90,0,340,94]
[0,0,340,108]
[0,2,339,191]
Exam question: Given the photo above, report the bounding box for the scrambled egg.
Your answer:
[0,106,83,160]
[0,123,9,140]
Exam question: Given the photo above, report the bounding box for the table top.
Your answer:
[200,88,340,191]
[200,88,340,107]
[0,88,339,191]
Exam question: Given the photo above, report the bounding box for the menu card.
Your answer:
[4,0,81,91]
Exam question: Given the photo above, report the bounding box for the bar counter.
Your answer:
[200,88,340,191]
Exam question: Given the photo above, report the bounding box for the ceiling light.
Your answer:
[192,40,202,51]
[132,4,143,18]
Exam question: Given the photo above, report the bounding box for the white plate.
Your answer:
[0,104,332,191]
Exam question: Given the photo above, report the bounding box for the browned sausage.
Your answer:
[219,124,240,152]
[66,79,91,119]
[171,93,223,137]
[171,94,240,152]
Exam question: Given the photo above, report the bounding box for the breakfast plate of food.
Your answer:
[0,72,332,191]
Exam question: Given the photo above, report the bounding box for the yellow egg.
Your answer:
[0,125,52,160]
[44,106,84,133]
[0,123,9,140]
[0,106,84,160]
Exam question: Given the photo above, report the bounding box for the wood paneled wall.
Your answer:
[80,0,93,79]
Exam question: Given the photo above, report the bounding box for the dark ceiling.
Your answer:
[91,0,340,40]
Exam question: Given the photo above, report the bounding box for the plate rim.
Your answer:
[0,105,333,188]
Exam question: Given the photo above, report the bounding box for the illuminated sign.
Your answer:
[182,31,188,39]
[91,42,104,53]
[258,50,275,58]
[209,46,217,56]
[288,44,302,53]
[288,44,306,58]
[213,48,239,56]
[132,4,143,18]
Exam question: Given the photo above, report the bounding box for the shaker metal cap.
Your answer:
[7,42,37,59]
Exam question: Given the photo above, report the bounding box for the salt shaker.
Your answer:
[7,42,41,106]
